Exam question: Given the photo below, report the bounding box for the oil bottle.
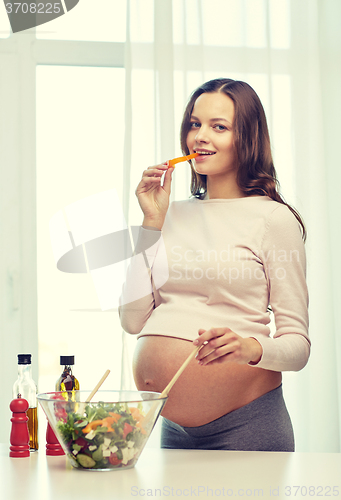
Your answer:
[12,354,38,451]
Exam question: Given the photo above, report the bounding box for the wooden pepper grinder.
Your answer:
[46,421,65,456]
[9,395,30,458]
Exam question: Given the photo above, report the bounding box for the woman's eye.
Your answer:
[190,122,200,128]
[214,124,227,131]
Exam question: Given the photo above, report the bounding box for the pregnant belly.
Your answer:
[133,335,282,427]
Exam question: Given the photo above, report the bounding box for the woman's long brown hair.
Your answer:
[180,78,306,241]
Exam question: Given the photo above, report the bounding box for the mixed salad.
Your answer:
[55,400,147,470]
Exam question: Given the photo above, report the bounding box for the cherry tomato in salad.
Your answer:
[123,422,133,439]
[51,394,65,401]
[109,453,122,466]
[55,408,67,421]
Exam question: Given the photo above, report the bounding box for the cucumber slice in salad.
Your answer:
[77,454,96,468]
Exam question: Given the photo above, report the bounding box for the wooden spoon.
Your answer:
[159,345,201,398]
[140,345,201,430]
[78,369,110,414]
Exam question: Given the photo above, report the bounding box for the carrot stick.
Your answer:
[168,153,199,167]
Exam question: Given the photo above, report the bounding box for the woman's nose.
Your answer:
[195,126,209,143]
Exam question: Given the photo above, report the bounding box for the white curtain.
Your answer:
[120,0,341,453]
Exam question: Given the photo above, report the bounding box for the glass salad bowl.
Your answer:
[37,390,167,471]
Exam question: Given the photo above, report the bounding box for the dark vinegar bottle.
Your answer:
[55,356,80,392]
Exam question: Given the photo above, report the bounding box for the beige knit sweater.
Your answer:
[119,196,310,372]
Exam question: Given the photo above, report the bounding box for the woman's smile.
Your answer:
[194,147,217,162]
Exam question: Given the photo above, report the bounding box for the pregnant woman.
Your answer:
[119,78,310,451]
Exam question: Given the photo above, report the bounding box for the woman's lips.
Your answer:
[194,152,216,163]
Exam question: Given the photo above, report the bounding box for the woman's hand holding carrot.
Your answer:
[135,162,174,230]
[193,328,263,366]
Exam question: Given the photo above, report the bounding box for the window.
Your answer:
[36,0,126,42]
[36,65,125,391]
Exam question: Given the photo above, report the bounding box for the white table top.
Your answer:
[1,444,340,500]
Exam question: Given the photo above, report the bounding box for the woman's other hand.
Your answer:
[135,162,174,230]
[193,328,263,366]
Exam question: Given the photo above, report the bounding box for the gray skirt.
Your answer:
[161,384,294,452]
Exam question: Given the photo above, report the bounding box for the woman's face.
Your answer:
[186,92,238,178]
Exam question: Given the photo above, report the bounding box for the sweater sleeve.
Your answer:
[118,226,167,335]
[249,205,310,371]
